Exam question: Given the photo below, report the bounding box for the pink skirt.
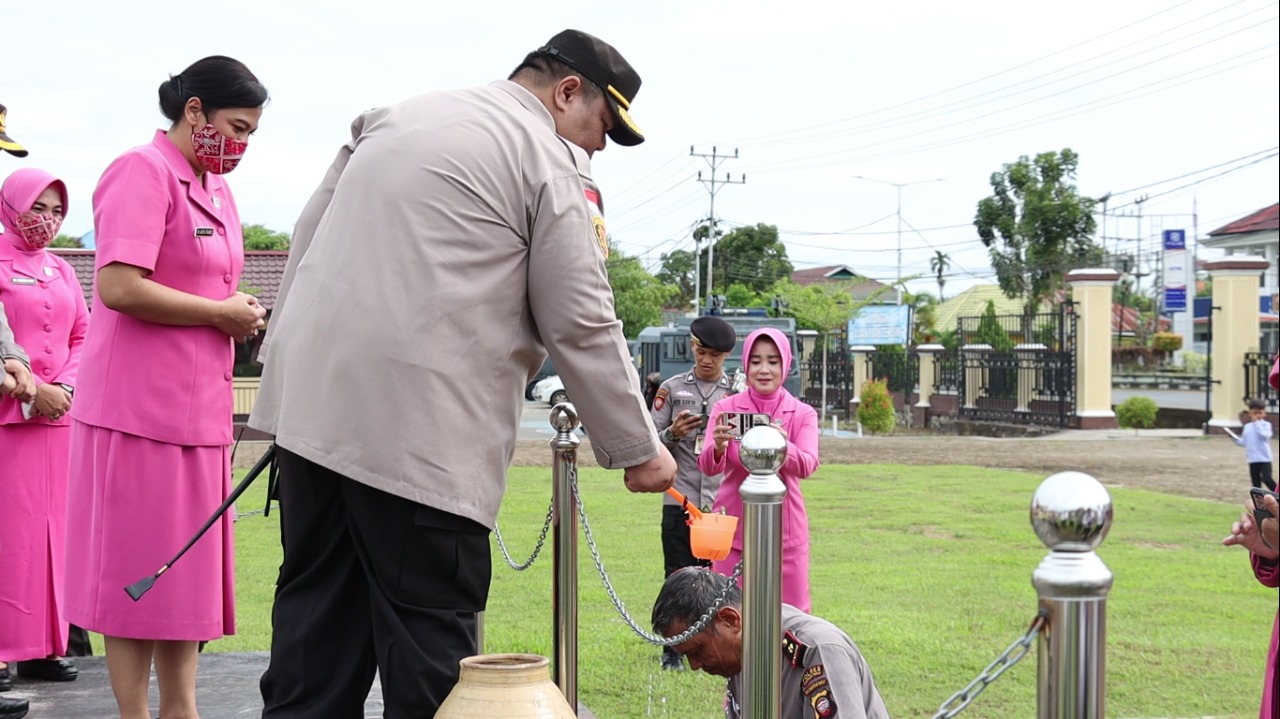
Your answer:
[63,422,235,641]
[0,424,70,660]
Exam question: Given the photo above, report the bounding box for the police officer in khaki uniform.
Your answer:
[650,316,736,669]
[653,568,891,719]
[250,30,676,719]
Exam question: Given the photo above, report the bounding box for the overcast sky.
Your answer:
[4,0,1277,296]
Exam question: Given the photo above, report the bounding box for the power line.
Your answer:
[691,146,745,313]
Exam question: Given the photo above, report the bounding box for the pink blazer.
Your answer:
[71,131,244,446]
[698,389,820,551]
[0,249,89,426]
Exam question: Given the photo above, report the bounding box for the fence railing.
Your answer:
[1244,351,1278,412]
[869,351,919,395]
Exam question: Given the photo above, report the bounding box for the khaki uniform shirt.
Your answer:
[0,302,29,366]
[249,80,659,528]
[726,605,891,719]
[651,372,733,508]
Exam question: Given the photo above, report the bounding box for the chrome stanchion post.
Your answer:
[739,426,788,719]
[1031,471,1114,719]
[550,403,581,713]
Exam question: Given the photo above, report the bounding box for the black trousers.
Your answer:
[660,504,709,659]
[1250,461,1276,490]
[260,448,491,718]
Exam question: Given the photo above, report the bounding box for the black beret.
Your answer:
[690,316,736,353]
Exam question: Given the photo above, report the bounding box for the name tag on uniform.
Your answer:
[212,197,222,209]
[195,227,215,237]
[9,277,37,285]
[44,267,55,277]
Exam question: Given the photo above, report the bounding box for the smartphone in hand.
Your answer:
[723,412,772,438]
[1250,487,1279,521]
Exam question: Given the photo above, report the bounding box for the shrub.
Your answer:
[1182,351,1208,374]
[1116,395,1159,435]
[857,378,896,435]
[1151,332,1183,354]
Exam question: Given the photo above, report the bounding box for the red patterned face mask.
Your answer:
[191,123,247,175]
[14,211,62,249]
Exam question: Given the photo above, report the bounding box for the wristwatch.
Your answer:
[57,383,74,397]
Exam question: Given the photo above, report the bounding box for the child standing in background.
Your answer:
[1228,399,1276,491]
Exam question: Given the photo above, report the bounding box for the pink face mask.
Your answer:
[13,211,62,249]
[191,123,247,174]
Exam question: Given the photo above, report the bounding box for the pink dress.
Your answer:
[0,171,89,659]
[698,328,820,611]
[64,131,242,641]
[1252,555,1278,719]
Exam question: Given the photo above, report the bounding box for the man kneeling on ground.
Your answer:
[652,567,891,718]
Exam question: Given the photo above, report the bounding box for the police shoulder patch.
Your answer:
[782,630,810,668]
[653,388,668,411]
[808,686,837,718]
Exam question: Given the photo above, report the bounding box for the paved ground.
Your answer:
[1112,387,1210,411]
[5,654,596,719]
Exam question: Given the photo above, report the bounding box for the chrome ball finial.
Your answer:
[1030,471,1113,552]
[549,403,580,433]
[738,425,788,474]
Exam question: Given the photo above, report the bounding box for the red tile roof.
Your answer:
[1207,203,1279,236]
[49,249,288,311]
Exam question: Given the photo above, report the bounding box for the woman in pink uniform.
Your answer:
[64,56,268,719]
[0,168,89,687]
[699,327,820,611]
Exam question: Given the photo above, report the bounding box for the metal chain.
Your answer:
[233,503,278,521]
[494,502,556,571]
[930,609,1049,719]
[568,462,744,647]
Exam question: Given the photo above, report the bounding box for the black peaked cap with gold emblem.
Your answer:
[690,316,736,353]
[537,29,645,146]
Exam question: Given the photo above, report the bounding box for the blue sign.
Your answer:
[1164,287,1187,313]
[1162,229,1186,251]
[848,305,911,346]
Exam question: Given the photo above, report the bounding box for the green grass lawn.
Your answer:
[106,463,1273,718]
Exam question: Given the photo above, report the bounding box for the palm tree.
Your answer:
[930,251,950,300]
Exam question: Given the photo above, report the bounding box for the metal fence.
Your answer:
[801,334,855,412]
[869,351,919,395]
[935,350,962,395]
[957,306,1077,427]
[1244,351,1278,412]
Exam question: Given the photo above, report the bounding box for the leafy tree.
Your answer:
[723,282,770,309]
[605,243,676,339]
[856,378,896,435]
[902,290,939,344]
[656,248,697,310]
[930,251,950,300]
[700,223,793,294]
[974,149,1102,323]
[775,279,891,422]
[972,300,1014,353]
[243,223,291,250]
[50,234,83,248]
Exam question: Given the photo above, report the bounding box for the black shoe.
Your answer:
[15,657,79,682]
[0,666,10,692]
[0,695,29,719]
[660,649,686,671]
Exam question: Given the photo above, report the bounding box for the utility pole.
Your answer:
[692,146,744,314]
[851,175,945,303]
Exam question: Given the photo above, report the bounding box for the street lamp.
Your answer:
[850,175,945,302]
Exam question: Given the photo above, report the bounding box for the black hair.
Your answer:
[158,55,269,124]
[508,52,603,101]
[1247,399,1267,411]
[651,567,741,635]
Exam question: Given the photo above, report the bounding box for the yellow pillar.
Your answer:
[850,346,875,411]
[961,344,991,409]
[915,344,944,408]
[1206,258,1269,432]
[1014,343,1046,413]
[1068,269,1121,429]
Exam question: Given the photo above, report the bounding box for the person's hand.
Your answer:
[213,292,267,339]
[712,420,734,454]
[1223,493,1280,560]
[1,372,14,395]
[32,383,72,420]
[623,445,676,493]
[771,421,788,441]
[670,410,703,440]
[3,358,36,401]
